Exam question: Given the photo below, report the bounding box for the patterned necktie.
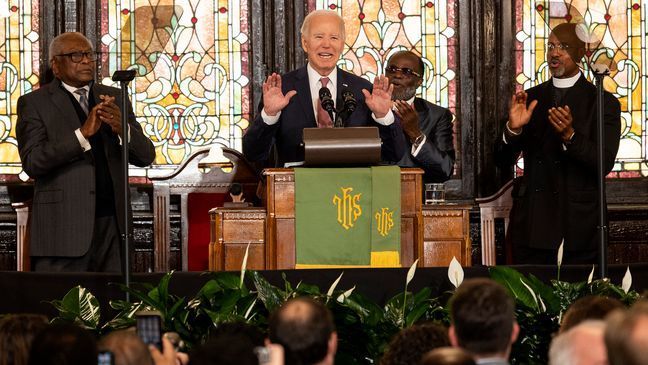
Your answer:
[74,88,89,115]
[317,77,333,128]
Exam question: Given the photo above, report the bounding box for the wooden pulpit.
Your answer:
[209,168,424,270]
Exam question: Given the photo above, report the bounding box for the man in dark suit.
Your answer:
[495,23,621,264]
[243,10,405,166]
[387,51,455,183]
[16,32,155,272]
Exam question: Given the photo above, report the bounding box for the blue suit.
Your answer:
[243,66,406,166]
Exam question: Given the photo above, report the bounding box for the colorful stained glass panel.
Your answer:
[99,0,251,176]
[0,0,40,177]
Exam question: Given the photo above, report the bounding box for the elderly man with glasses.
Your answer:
[495,23,621,264]
[16,32,155,272]
[386,50,456,183]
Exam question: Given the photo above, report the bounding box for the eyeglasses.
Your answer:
[546,43,570,52]
[385,65,422,78]
[55,51,99,63]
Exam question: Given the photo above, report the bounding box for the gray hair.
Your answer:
[48,32,93,64]
[300,10,345,40]
[549,320,606,365]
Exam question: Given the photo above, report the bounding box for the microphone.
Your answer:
[341,87,357,114]
[319,87,335,113]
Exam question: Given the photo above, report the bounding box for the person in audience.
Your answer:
[243,10,405,167]
[448,278,518,365]
[548,320,607,365]
[495,22,621,264]
[387,50,456,183]
[16,31,155,272]
[604,300,648,365]
[0,314,49,365]
[28,323,98,365]
[380,322,450,365]
[420,347,476,365]
[98,330,154,365]
[190,322,264,365]
[268,297,337,365]
[559,295,623,333]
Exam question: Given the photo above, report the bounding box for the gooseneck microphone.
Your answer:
[319,87,335,122]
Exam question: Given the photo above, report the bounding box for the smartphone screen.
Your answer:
[98,351,114,365]
[136,311,162,350]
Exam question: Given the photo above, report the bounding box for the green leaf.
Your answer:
[489,266,540,310]
[250,271,284,313]
[49,286,101,330]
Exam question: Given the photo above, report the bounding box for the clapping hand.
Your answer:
[508,91,538,131]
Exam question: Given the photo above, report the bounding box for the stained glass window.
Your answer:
[99,0,251,176]
[0,0,40,177]
[515,0,648,177]
[314,0,459,173]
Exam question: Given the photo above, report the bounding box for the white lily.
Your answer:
[336,286,356,303]
[448,257,464,288]
[621,266,632,294]
[326,272,344,303]
[587,265,595,284]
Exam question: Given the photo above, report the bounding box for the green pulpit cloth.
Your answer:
[295,166,401,268]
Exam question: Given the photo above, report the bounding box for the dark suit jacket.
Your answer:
[495,75,621,251]
[397,97,455,183]
[16,79,156,257]
[242,66,406,165]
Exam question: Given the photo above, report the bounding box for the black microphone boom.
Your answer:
[341,88,357,113]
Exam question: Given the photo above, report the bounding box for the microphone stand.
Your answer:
[112,69,137,301]
[593,67,609,279]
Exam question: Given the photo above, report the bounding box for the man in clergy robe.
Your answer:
[242,10,406,167]
[16,32,155,272]
[387,50,456,183]
[495,23,621,264]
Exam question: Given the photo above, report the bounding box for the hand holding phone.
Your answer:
[136,310,163,351]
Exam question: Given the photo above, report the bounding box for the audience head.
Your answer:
[28,323,98,365]
[605,300,648,365]
[386,51,424,101]
[0,314,49,365]
[547,23,585,78]
[448,278,518,360]
[549,320,607,365]
[300,10,345,76]
[559,295,623,333]
[420,347,476,365]
[269,297,337,365]
[190,321,264,365]
[380,322,449,365]
[49,32,96,87]
[98,330,153,365]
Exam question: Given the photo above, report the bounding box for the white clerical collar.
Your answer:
[307,63,337,85]
[406,96,415,105]
[552,72,581,89]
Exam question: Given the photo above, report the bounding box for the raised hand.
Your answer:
[362,75,393,118]
[394,100,421,142]
[262,73,297,116]
[548,105,575,142]
[508,91,538,131]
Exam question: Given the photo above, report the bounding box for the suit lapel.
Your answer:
[48,79,85,130]
[294,67,316,125]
